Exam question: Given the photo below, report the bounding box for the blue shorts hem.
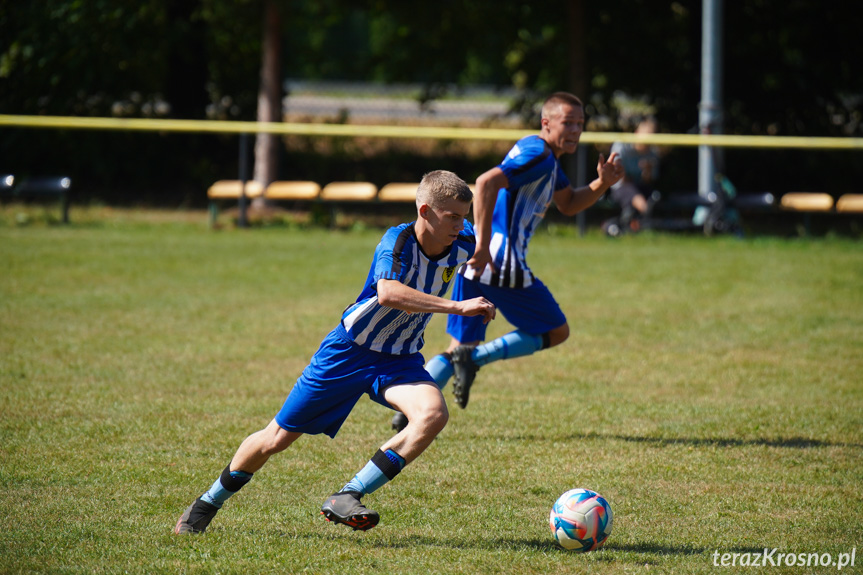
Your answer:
[446,275,566,343]
[274,326,433,438]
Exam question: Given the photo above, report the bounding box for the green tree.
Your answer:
[0,1,170,116]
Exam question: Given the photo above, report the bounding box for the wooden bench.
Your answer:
[265,180,321,202]
[378,183,419,203]
[207,180,264,227]
[318,182,378,227]
[377,182,477,204]
[836,194,863,214]
[779,192,834,235]
[207,180,382,227]
[207,179,264,200]
[319,181,378,202]
[779,192,834,212]
[204,179,488,228]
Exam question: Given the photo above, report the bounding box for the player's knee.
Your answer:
[547,323,570,347]
[414,401,449,435]
[260,427,295,456]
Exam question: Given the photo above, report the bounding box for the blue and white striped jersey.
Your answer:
[462,135,570,289]
[341,221,477,355]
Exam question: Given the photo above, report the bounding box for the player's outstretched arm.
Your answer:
[553,152,624,216]
[467,167,508,275]
[377,279,496,324]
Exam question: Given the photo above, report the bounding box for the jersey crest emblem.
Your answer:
[442,266,456,283]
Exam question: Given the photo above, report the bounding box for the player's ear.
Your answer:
[418,203,430,219]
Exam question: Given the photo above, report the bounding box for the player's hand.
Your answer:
[467,246,494,275]
[459,297,496,324]
[597,152,624,188]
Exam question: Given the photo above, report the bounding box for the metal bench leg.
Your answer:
[209,201,218,228]
[61,191,70,224]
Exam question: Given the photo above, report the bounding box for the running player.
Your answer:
[391,93,622,431]
[175,170,495,534]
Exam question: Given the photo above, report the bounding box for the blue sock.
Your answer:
[472,330,544,367]
[425,353,454,389]
[341,449,406,495]
[201,466,254,508]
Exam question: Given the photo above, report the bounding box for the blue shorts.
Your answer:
[446,274,566,343]
[275,324,434,438]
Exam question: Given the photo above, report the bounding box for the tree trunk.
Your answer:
[253,0,281,205]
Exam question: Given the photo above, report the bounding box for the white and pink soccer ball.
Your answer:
[549,488,613,552]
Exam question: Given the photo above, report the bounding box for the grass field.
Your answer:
[1,208,861,574]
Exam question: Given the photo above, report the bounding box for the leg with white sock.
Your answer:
[340,448,406,495]
[325,381,447,530]
[174,420,301,534]
[321,448,405,531]
[201,465,254,508]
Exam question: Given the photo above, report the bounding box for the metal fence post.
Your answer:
[238,133,250,228]
[576,145,587,236]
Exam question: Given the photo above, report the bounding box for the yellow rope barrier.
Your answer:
[2,114,862,150]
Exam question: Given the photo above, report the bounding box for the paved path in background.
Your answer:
[285,95,520,123]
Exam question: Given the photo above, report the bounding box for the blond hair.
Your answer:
[541,92,584,121]
[416,170,472,209]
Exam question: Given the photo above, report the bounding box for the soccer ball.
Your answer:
[549,488,613,552]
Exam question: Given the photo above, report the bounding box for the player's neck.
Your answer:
[413,221,449,259]
[540,133,567,158]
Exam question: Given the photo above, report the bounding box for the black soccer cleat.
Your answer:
[451,344,479,409]
[174,497,220,534]
[320,491,380,531]
[391,411,408,432]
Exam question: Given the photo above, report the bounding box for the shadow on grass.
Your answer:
[476,431,863,450]
[245,527,770,561]
[606,433,862,449]
[362,534,765,558]
[607,542,765,556]
[364,534,560,553]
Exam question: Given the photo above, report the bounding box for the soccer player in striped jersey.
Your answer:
[175,170,495,534]
[421,92,624,414]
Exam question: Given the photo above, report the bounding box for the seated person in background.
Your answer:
[606,117,662,232]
